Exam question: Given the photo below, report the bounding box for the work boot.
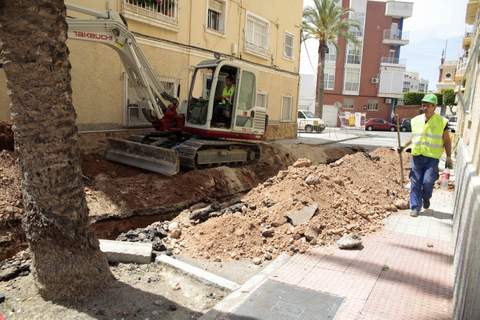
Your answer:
[423,199,430,210]
[410,209,420,217]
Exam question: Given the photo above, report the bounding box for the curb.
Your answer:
[155,254,241,292]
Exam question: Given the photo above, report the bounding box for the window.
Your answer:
[256,92,268,108]
[324,67,335,90]
[297,111,306,119]
[325,44,337,64]
[344,67,360,92]
[367,100,379,111]
[123,0,178,24]
[245,13,269,55]
[284,32,294,59]
[126,74,178,126]
[237,71,256,112]
[281,96,293,121]
[207,0,225,33]
[346,43,362,64]
[343,98,354,109]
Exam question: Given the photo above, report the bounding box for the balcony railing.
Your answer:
[381,56,406,66]
[383,29,409,42]
[122,0,178,25]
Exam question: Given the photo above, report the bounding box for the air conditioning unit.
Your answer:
[371,77,379,84]
[385,98,392,104]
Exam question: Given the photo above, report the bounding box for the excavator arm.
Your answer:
[66,3,176,122]
[65,3,182,176]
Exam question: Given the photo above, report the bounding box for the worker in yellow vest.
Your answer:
[399,93,452,217]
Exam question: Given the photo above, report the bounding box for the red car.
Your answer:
[365,118,397,131]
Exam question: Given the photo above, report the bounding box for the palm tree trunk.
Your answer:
[0,0,112,300]
[315,40,326,118]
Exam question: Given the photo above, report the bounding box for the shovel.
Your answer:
[395,116,405,184]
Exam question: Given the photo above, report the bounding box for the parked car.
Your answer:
[400,118,411,132]
[448,116,458,133]
[365,118,397,131]
[297,110,326,133]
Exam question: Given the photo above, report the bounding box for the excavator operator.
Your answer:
[213,74,235,128]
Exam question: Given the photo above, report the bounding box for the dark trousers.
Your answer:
[409,155,439,210]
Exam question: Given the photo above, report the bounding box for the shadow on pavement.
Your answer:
[309,252,453,300]
[421,209,453,220]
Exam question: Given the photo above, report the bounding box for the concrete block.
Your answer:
[155,254,240,291]
[99,239,152,264]
[286,203,318,226]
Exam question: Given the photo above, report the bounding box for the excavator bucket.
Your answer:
[106,138,180,176]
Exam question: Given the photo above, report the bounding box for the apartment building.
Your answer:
[0,0,303,140]
[320,0,413,126]
[403,71,428,93]
[451,1,480,319]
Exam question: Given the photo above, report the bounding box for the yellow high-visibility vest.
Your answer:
[411,113,448,159]
[222,85,235,102]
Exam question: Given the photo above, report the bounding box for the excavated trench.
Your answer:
[0,141,356,261]
[88,142,357,239]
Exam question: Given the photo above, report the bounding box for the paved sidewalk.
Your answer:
[203,190,454,320]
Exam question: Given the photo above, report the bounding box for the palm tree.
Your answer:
[0,0,112,300]
[303,0,360,118]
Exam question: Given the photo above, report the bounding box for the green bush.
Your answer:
[403,92,424,105]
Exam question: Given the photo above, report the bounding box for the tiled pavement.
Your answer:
[211,190,455,320]
[269,190,455,320]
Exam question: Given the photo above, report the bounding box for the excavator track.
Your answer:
[175,139,261,170]
[106,136,261,175]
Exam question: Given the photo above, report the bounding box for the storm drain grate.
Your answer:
[228,279,344,320]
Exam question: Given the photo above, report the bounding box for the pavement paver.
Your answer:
[211,190,454,320]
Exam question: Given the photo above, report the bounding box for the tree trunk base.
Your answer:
[30,240,113,302]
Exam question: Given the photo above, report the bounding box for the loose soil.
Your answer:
[162,148,411,263]
[0,261,227,320]
[0,142,354,261]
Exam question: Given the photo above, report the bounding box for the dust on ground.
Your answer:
[157,148,411,263]
[0,261,226,320]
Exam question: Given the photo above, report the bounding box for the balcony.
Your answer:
[383,29,409,46]
[385,1,413,18]
[381,56,406,66]
[466,0,479,24]
[121,0,179,31]
[463,32,473,50]
[455,60,468,83]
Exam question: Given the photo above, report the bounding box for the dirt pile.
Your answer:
[0,121,14,151]
[154,148,410,262]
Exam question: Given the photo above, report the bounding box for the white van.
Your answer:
[297,110,326,133]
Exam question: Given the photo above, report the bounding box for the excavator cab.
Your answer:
[185,60,266,139]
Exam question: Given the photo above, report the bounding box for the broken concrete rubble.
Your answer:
[336,234,363,250]
[125,148,409,262]
[99,239,152,264]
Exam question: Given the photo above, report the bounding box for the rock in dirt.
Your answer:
[0,250,31,282]
[304,226,319,242]
[252,257,262,265]
[261,228,274,238]
[305,175,321,185]
[336,234,363,250]
[0,292,5,304]
[394,199,409,210]
[189,204,215,222]
[292,158,312,168]
[286,203,319,226]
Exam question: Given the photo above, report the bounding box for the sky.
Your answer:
[300,0,469,89]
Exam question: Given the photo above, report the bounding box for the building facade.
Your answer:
[451,1,480,319]
[0,0,303,140]
[437,58,458,91]
[403,71,429,93]
[321,0,413,125]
